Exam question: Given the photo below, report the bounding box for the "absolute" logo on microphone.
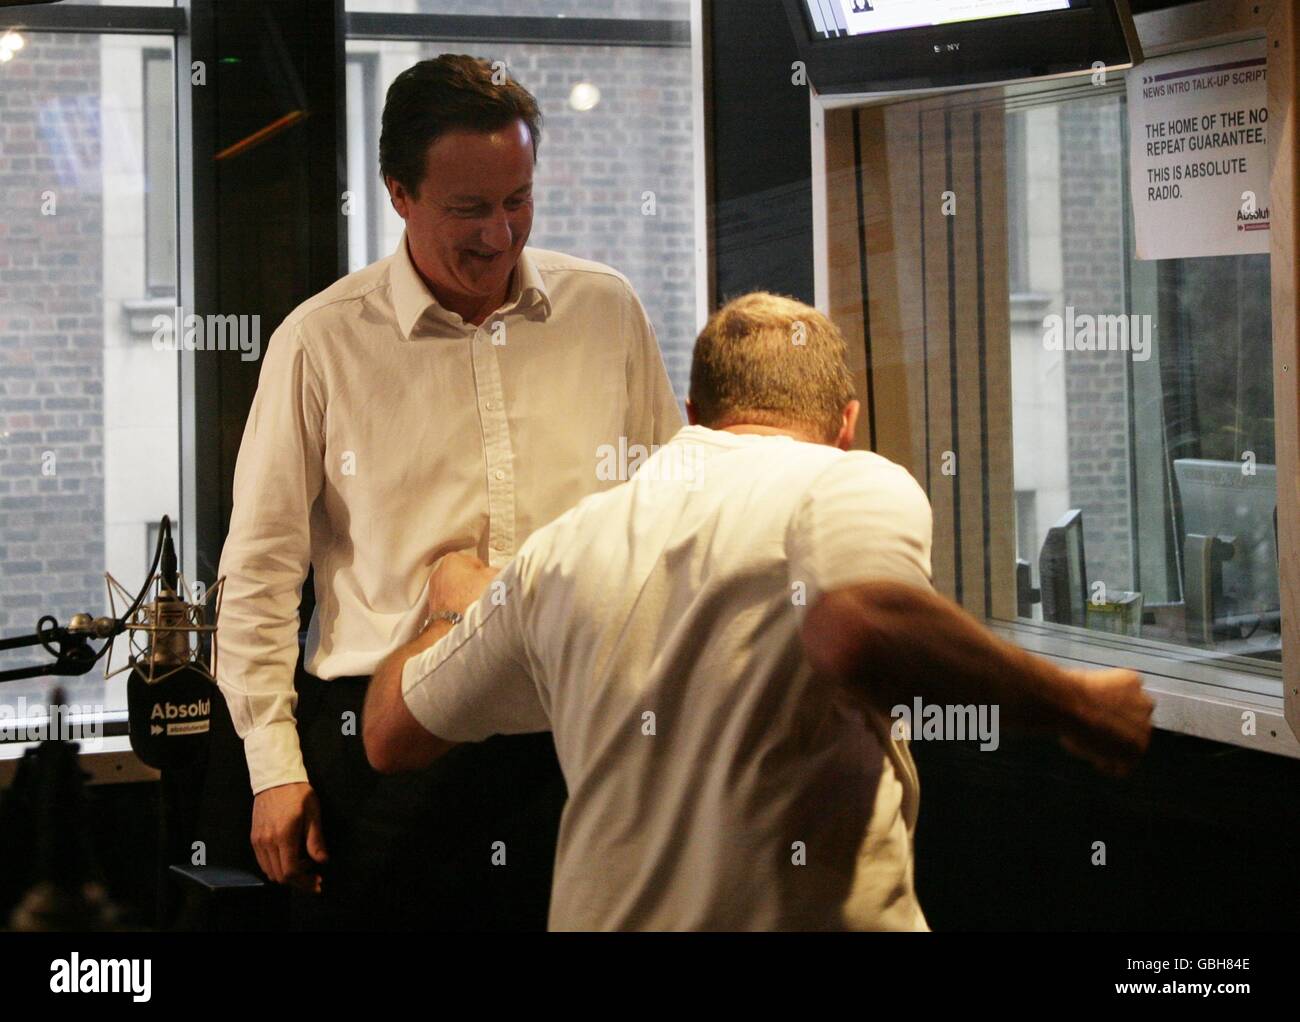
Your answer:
[148,698,211,736]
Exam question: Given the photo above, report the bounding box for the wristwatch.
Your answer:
[420,609,463,632]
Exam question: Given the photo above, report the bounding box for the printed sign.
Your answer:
[1126,40,1270,260]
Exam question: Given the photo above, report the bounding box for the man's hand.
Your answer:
[427,551,499,619]
[251,781,328,892]
[1058,668,1154,778]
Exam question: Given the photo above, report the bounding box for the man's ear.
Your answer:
[685,399,699,426]
[386,177,410,219]
[836,400,861,451]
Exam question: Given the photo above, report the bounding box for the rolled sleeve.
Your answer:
[401,568,548,743]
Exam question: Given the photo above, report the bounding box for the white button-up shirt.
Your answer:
[216,234,683,794]
[401,426,933,931]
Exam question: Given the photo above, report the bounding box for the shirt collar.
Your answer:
[390,230,552,340]
[672,424,802,448]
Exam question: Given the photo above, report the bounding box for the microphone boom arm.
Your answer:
[0,516,174,685]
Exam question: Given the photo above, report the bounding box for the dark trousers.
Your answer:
[198,661,566,931]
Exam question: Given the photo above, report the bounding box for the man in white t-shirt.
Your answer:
[361,291,1153,930]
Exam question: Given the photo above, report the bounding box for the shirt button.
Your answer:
[495,469,505,480]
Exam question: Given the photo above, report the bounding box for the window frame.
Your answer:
[809,0,1300,757]
[0,3,187,774]
[0,1,712,775]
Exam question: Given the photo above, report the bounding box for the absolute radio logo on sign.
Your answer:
[1237,204,1271,234]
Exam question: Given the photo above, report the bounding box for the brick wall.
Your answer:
[0,33,106,702]
[1057,97,1134,593]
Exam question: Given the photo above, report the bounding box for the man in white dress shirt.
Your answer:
[210,55,681,928]
[362,292,1154,930]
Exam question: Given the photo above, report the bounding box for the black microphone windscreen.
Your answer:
[127,664,213,770]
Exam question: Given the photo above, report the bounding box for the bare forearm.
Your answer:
[371,621,451,704]
[803,581,1084,733]
[363,620,455,772]
[363,554,501,772]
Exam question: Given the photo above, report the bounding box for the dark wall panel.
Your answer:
[709,0,814,306]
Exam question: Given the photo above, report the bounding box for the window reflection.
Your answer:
[1007,92,1280,664]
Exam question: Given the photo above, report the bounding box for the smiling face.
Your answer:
[386,118,536,321]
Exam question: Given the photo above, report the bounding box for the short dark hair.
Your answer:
[379,54,543,198]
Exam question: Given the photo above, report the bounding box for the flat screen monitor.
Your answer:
[783,0,1141,95]
[1040,509,1087,627]
[1173,458,1279,630]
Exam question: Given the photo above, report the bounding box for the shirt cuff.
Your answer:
[243,720,310,796]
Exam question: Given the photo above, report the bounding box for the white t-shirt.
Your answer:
[402,424,934,930]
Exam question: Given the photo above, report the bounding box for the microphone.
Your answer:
[107,520,224,770]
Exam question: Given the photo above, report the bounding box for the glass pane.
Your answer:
[1006,86,1280,669]
[346,0,689,17]
[344,38,697,399]
[0,33,181,725]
